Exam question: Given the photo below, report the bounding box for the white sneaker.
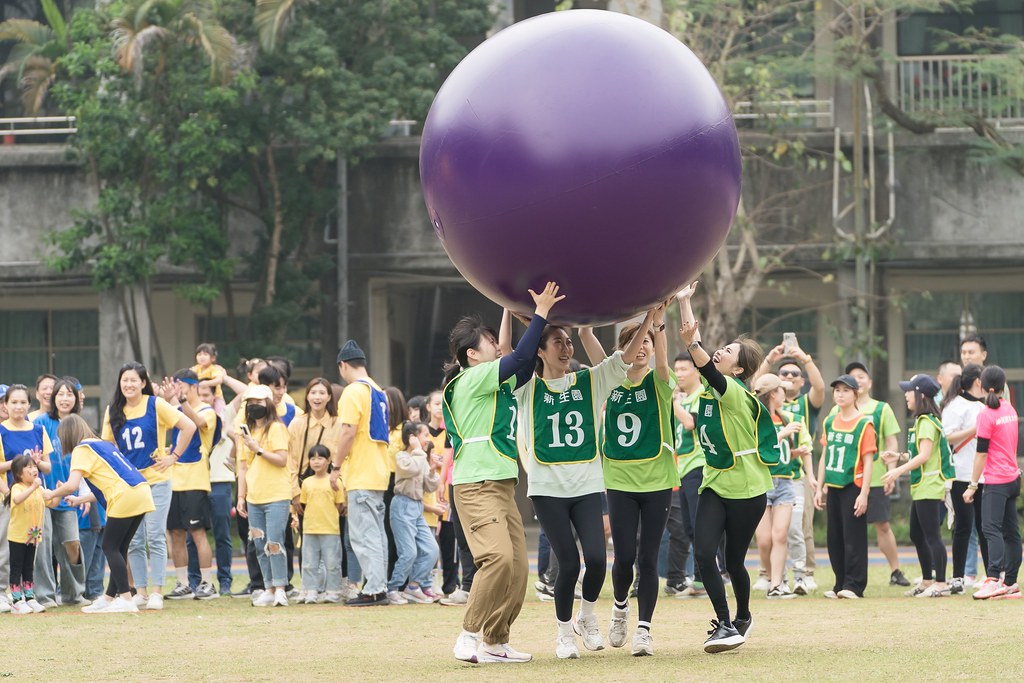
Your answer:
[440,588,470,606]
[26,598,45,613]
[145,594,164,611]
[322,591,342,603]
[793,577,809,596]
[573,613,604,651]
[403,586,435,604]
[252,590,275,607]
[752,575,771,592]
[83,596,112,613]
[631,628,654,656]
[101,596,140,613]
[453,630,480,662]
[302,590,318,604]
[132,593,148,608]
[555,633,579,659]
[476,642,532,663]
[341,583,360,600]
[387,590,409,605]
[273,588,289,607]
[609,605,629,648]
[0,599,10,614]
[803,576,818,591]
[13,600,33,615]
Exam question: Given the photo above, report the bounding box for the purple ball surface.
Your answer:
[420,9,741,326]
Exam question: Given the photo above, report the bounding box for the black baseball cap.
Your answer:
[830,374,860,392]
[844,361,869,375]
[898,374,941,398]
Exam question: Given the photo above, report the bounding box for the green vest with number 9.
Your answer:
[603,370,666,462]
[531,371,598,465]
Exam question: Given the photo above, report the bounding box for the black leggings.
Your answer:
[104,515,145,597]
[694,488,766,624]
[608,488,673,624]
[9,541,36,587]
[909,499,947,582]
[981,477,1022,584]
[531,493,607,622]
[950,480,988,578]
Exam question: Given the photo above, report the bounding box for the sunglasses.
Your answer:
[779,370,802,378]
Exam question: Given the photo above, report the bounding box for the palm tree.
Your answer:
[110,0,237,87]
[254,0,312,53]
[0,0,66,114]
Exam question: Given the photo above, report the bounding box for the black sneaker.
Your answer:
[733,616,753,639]
[890,569,911,587]
[166,582,195,600]
[231,585,259,599]
[629,585,639,598]
[193,581,218,600]
[346,592,389,607]
[950,577,964,595]
[704,619,745,654]
[664,581,689,596]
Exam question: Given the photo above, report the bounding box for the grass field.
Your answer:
[7,563,1024,682]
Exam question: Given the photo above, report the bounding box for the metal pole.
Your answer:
[337,156,349,345]
[852,4,868,355]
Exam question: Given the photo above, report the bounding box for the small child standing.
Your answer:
[388,422,441,605]
[193,343,227,415]
[6,454,54,614]
[299,445,346,603]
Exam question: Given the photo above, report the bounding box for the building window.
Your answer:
[0,310,100,386]
[904,291,1024,371]
[899,1,1024,56]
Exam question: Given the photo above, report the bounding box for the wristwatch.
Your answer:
[654,323,666,333]
[687,341,701,351]
[256,448,265,457]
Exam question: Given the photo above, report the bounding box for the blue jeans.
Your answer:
[342,517,362,584]
[302,534,342,593]
[187,483,235,592]
[128,479,172,592]
[388,495,440,592]
[247,500,290,588]
[347,490,388,594]
[79,527,107,599]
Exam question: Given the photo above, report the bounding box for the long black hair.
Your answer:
[4,454,35,506]
[940,363,983,412]
[443,315,498,386]
[535,325,571,376]
[981,365,1006,410]
[108,362,154,435]
[47,378,82,421]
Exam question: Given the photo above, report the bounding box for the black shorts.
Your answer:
[167,490,212,531]
[866,486,891,524]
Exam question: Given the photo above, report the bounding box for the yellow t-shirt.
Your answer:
[0,419,54,471]
[386,426,402,475]
[238,421,293,505]
[70,441,155,518]
[172,404,218,493]
[101,396,183,484]
[193,363,225,398]
[288,413,343,499]
[300,475,345,534]
[422,489,439,528]
[8,483,46,544]
[338,379,389,491]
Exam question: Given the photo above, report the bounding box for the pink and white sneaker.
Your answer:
[973,577,1008,600]
[992,583,1021,600]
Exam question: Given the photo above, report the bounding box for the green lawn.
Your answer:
[8,566,1022,682]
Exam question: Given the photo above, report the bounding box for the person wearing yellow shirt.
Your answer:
[6,454,56,614]
[163,370,220,602]
[298,445,346,603]
[236,384,294,608]
[331,340,391,607]
[101,362,196,611]
[49,414,156,614]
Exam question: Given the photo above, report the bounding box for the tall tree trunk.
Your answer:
[264,142,285,306]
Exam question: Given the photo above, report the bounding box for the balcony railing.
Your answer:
[733,99,834,127]
[0,116,77,141]
[897,54,1024,125]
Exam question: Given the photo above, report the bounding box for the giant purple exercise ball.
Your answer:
[419,9,741,326]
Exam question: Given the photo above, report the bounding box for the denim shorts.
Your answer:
[766,477,798,507]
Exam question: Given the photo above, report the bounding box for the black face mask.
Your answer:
[246,403,269,421]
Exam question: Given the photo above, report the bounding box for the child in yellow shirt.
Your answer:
[299,445,345,604]
[193,343,227,414]
[6,454,55,614]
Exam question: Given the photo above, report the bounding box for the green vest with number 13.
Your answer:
[531,371,598,465]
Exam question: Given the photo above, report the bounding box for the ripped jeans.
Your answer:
[246,500,290,589]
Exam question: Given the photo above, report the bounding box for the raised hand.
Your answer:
[679,319,701,346]
[528,281,565,319]
[676,281,698,301]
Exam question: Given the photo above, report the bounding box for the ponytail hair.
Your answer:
[732,336,765,384]
[535,325,570,376]
[980,365,1006,410]
[941,363,983,412]
[443,315,497,387]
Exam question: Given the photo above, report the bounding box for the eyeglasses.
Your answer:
[779,370,802,378]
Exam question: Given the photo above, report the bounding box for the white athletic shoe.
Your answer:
[0,598,10,614]
[302,590,318,604]
[12,600,33,615]
[837,589,860,599]
[387,590,409,605]
[752,575,771,592]
[145,594,164,610]
[476,642,532,663]
[100,596,140,613]
[573,613,604,651]
[453,631,480,662]
[803,576,818,592]
[631,628,654,656]
[252,590,275,607]
[403,586,435,604]
[273,588,289,607]
[440,588,470,606]
[555,633,580,659]
[26,598,46,613]
[609,605,629,648]
[132,593,148,608]
[83,596,112,613]
[322,591,342,603]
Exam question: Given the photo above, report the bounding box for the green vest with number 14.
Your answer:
[603,370,667,462]
[531,371,598,465]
